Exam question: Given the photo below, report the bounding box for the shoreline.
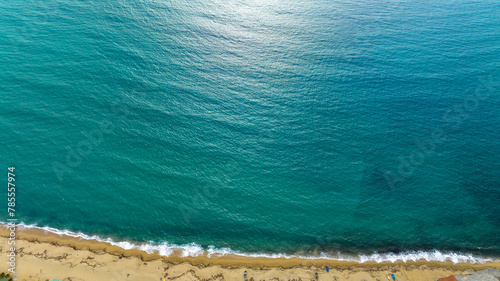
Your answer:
[2,223,499,264]
[1,225,499,280]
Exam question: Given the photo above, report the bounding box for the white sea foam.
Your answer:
[3,222,498,264]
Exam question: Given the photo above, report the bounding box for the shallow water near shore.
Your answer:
[1,0,499,263]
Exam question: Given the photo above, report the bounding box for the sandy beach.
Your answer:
[0,226,498,281]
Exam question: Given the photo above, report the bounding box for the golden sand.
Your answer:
[1,226,498,281]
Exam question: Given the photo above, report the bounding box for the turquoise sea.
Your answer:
[1,0,499,262]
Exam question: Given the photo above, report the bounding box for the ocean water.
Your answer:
[1,0,499,263]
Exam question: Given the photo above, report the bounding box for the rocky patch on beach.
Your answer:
[455,268,500,281]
